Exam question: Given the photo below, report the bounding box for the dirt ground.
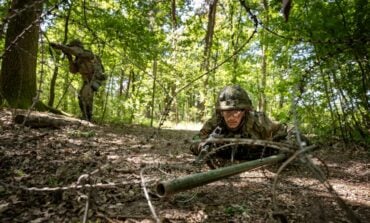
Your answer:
[0,108,369,223]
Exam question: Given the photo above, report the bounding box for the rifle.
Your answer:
[156,137,314,197]
[157,153,287,197]
[194,126,223,163]
[194,126,296,168]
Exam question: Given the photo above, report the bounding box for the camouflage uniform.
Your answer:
[191,85,288,163]
[192,111,288,160]
[51,40,106,121]
[198,111,287,141]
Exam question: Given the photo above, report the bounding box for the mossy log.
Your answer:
[14,110,93,128]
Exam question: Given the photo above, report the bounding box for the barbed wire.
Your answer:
[0,2,364,222]
[153,0,370,134]
[0,141,361,222]
[152,1,260,137]
[242,0,370,46]
[267,77,361,222]
[0,154,198,222]
[188,139,360,222]
[3,0,365,133]
[0,0,46,38]
[56,15,171,95]
[259,21,369,46]
[0,1,62,60]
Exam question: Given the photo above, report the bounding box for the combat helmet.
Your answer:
[68,39,84,48]
[216,85,252,110]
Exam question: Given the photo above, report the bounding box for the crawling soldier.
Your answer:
[191,85,308,168]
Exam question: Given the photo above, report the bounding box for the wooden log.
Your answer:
[14,110,93,128]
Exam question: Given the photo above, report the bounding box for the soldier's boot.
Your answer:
[79,84,94,121]
[78,95,87,120]
[86,104,93,122]
[91,81,100,91]
[78,95,91,121]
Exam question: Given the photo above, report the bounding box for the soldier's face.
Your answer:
[221,109,245,129]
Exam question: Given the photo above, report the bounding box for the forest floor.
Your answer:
[0,108,369,223]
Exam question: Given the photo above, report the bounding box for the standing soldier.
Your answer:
[51,40,106,121]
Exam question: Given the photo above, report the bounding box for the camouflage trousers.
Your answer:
[78,82,94,121]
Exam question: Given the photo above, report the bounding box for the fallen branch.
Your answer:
[14,110,94,128]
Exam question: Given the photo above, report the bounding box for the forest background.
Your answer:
[0,0,369,145]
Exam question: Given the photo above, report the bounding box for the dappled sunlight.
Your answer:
[162,121,203,131]
[329,179,370,206]
[162,209,208,222]
[0,108,368,222]
[282,176,370,206]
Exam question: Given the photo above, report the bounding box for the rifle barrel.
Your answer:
[156,153,286,197]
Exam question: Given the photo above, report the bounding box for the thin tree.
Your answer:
[198,0,218,120]
[258,0,269,113]
[48,1,73,107]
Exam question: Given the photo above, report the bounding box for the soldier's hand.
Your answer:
[198,142,209,150]
[50,42,61,49]
[194,143,211,164]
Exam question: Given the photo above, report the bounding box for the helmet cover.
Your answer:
[216,85,252,110]
[68,39,84,48]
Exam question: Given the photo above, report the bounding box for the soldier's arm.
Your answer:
[50,42,63,50]
[271,122,288,141]
[258,112,310,145]
[76,50,95,59]
[66,54,79,74]
[50,43,89,57]
[190,114,218,156]
[256,112,287,140]
[50,43,74,54]
[199,114,219,139]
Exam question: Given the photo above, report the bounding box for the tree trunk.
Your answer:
[48,1,73,107]
[230,3,242,84]
[0,0,42,108]
[125,70,132,100]
[171,0,177,28]
[150,59,157,127]
[203,0,218,72]
[118,68,125,96]
[198,0,218,121]
[258,0,269,113]
[48,56,60,107]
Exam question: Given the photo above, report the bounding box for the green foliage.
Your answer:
[0,0,368,143]
[47,176,59,187]
[224,204,248,217]
[68,130,96,138]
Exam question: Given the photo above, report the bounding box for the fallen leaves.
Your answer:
[0,108,369,222]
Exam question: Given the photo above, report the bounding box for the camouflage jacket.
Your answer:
[56,44,106,83]
[199,111,287,141]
